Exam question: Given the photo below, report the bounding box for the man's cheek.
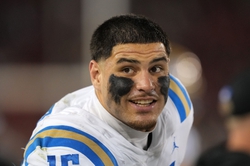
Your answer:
[158,76,170,103]
[108,74,134,104]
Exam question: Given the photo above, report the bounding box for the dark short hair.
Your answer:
[90,14,171,62]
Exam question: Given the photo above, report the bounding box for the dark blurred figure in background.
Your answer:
[196,150,250,166]
[196,68,250,165]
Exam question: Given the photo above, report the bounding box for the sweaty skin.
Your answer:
[108,74,170,104]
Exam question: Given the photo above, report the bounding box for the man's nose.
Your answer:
[135,71,155,92]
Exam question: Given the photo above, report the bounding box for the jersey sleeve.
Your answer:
[168,74,193,123]
[168,74,194,164]
[22,108,118,166]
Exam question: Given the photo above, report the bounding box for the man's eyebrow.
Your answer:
[116,58,140,64]
[150,56,169,64]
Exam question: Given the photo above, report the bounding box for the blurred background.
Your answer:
[0,0,250,165]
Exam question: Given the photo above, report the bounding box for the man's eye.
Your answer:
[123,68,133,74]
[150,66,162,73]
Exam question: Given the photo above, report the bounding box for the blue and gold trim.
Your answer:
[169,75,192,122]
[24,125,118,166]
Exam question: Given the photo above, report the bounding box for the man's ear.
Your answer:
[89,60,102,90]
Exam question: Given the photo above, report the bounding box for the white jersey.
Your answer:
[22,75,193,166]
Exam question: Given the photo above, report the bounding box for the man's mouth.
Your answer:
[130,100,156,106]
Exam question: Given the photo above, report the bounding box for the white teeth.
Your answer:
[133,100,153,105]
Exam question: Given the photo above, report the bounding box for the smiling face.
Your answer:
[89,43,170,132]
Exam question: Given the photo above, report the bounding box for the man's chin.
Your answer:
[129,120,157,132]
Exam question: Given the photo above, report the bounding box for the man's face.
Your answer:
[90,43,170,132]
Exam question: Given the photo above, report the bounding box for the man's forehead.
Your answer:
[111,43,167,55]
[111,43,168,59]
